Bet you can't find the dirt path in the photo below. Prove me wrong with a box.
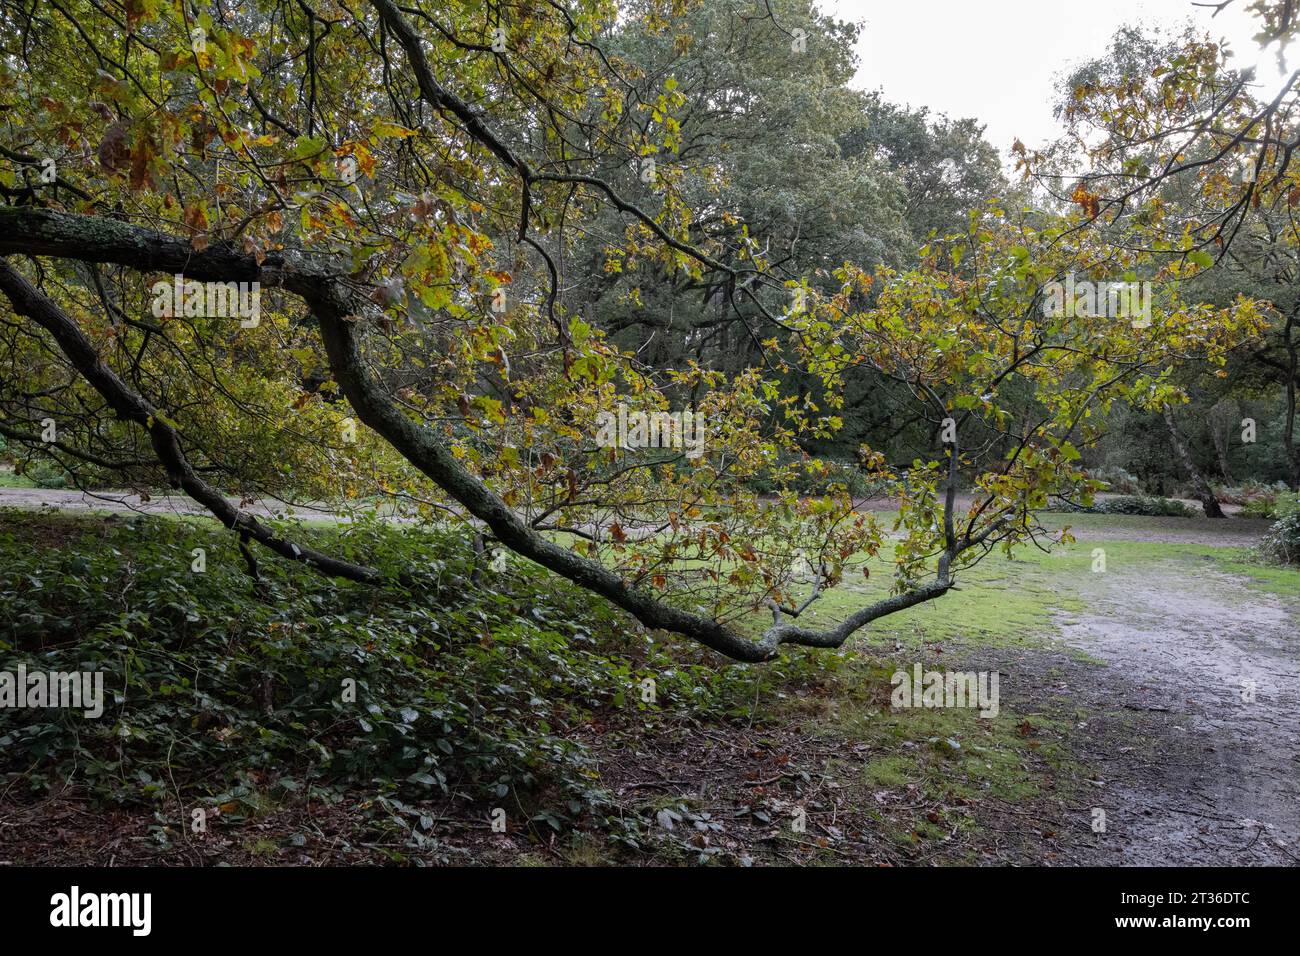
[0,485,342,520]
[1052,564,1300,865]
[1041,515,1275,547]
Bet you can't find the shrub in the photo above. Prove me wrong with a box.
[1240,497,1277,518]
[1216,479,1289,503]
[1239,489,1300,520]
[1087,465,1142,494]
[1043,494,1194,516]
[747,456,884,499]
[1095,495,1196,517]
[1260,511,1300,565]
[16,457,70,489]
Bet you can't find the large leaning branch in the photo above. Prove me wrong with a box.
[0,206,959,661]
[0,254,388,586]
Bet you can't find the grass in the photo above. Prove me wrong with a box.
[0,468,36,489]
[732,511,1299,654]
[732,512,1299,855]
[852,694,1070,793]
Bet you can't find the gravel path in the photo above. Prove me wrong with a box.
[0,485,340,520]
[1054,563,1300,864]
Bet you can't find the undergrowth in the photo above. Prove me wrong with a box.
[0,510,830,833]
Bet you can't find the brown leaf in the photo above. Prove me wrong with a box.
[183,201,208,234]
[129,135,153,190]
[1070,183,1100,219]
[98,120,131,172]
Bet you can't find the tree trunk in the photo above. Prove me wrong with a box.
[1207,398,1237,484]
[1212,428,1234,483]
[1163,407,1225,518]
[1284,313,1299,491]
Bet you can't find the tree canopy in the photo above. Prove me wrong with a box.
[0,0,1285,661]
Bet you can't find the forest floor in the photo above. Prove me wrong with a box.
[0,496,1295,866]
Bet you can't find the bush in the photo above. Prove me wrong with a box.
[1087,465,1143,494]
[1216,479,1290,502]
[1239,489,1300,520]
[16,457,70,489]
[1240,497,1276,518]
[747,456,884,499]
[1095,495,1196,517]
[1049,494,1196,517]
[1260,511,1300,565]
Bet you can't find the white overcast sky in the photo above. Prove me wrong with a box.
[819,0,1291,160]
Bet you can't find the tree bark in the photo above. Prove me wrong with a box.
[1163,406,1225,518]
[1283,312,1299,491]
[1208,400,1236,484]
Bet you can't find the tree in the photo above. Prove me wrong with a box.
[1163,404,1227,516]
[0,0,1263,662]
[1026,7,1300,493]
[840,91,1007,244]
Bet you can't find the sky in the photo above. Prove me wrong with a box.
[819,0,1291,161]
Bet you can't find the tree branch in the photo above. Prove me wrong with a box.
[0,256,389,585]
[0,205,959,662]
